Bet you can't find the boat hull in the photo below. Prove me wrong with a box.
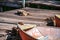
[55,16,60,27]
[18,29,36,40]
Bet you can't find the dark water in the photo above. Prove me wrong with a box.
[0,1,60,12]
[28,3,60,10]
[1,5,60,12]
[1,6,20,12]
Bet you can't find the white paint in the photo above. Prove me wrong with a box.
[22,0,25,8]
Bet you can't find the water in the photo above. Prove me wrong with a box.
[0,6,20,12]
[29,4,59,10]
[0,1,60,12]
[28,1,60,10]
[0,2,21,12]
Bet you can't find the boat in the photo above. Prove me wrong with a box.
[17,22,48,40]
[55,15,60,27]
[17,22,60,40]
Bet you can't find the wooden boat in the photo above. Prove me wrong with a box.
[17,22,47,40]
[18,24,60,40]
[55,15,60,27]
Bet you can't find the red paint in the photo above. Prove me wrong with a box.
[18,29,36,40]
[55,16,60,27]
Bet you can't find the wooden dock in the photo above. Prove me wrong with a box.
[0,7,60,40]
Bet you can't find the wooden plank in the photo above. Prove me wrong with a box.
[0,17,47,26]
[0,13,48,22]
[0,23,16,30]
[0,11,59,22]
[30,1,60,7]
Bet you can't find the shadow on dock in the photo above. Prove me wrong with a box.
[6,27,22,40]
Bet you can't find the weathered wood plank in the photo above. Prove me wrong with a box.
[0,17,47,26]
[0,23,16,30]
[0,13,48,22]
